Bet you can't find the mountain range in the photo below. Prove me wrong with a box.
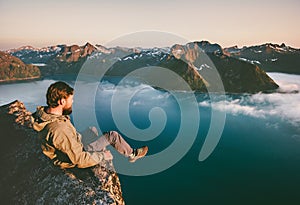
[224,43,300,74]
[2,41,299,93]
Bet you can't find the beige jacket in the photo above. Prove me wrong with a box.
[32,106,103,169]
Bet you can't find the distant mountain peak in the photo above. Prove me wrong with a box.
[83,42,97,51]
[170,41,223,56]
[225,42,300,74]
[84,42,93,47]
[193,40,212,45]
[280,43,286,47]
[7,45,37,53]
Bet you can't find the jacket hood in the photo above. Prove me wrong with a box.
[32,106,69,132]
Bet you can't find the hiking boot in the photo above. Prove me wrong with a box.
[129,146,148,163]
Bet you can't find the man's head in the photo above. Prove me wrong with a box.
[46,81,74,115]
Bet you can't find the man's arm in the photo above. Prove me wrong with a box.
[52,127,104,168]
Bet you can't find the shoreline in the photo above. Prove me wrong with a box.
[0,76,42,85]
[0,73,299,95]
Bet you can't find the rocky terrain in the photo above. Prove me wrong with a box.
[0,101,124,205]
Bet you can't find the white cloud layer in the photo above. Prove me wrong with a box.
[1,73,299,128]
[200,73,300,126]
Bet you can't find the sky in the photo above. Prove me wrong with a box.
[0,0,300,50]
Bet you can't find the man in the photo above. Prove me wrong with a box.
[32,81,148,169]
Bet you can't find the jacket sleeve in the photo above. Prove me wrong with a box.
[52,126,104,168]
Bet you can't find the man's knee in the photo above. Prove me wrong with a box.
[89,126,99,136]
[110,131,119,136]
[104,131,119,144]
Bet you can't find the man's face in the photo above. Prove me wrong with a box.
[62,94,73,115]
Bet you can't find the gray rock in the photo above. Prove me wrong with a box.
[0,100,124,205]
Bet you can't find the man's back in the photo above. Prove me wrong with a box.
[32,106,104,169]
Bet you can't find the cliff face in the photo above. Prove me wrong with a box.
[0,101,124,205]
[41,43,98,76]
[0,51,40,82]
[56,43,97,63]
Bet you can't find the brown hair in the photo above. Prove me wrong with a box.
[46,81,74,108]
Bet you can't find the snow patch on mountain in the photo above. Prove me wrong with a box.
[239,57,261,65]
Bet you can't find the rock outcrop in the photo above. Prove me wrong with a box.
[0,101,124,205]
[56,43,97,63]
[41,43,98,76]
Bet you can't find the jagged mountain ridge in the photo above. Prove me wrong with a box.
[224,43,300,74]
[2,41,288,93]
[6,41,300,75]
[6,45,63,65]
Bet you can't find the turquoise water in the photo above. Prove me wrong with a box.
[92,74,300,205]
[120,113,300,204]
[0,73,299,204]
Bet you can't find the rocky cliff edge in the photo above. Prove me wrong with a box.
[0,100,124,205]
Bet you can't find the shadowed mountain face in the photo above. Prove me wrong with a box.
[170,42,278,93]
[3,41,283,93]
[224,43,300,74]
[102,48,208,92]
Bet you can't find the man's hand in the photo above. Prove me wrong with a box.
[103,150,113,161]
